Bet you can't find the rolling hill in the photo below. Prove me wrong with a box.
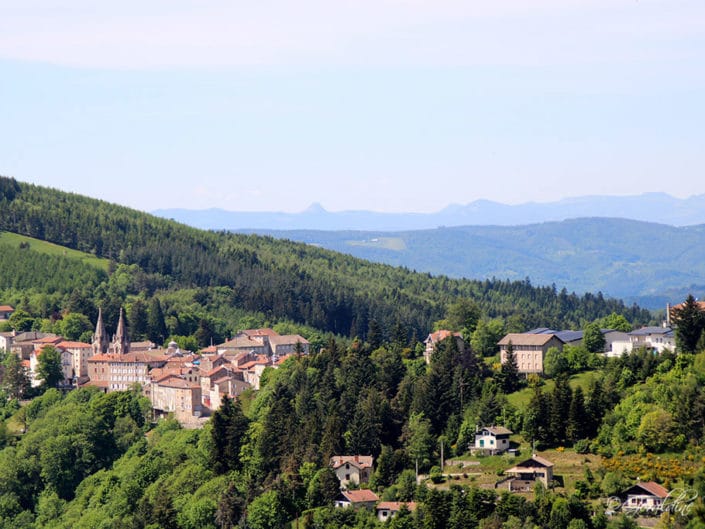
[242,218,705,309]
[0,176,650,336]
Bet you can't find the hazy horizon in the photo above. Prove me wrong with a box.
[2,1,704,213]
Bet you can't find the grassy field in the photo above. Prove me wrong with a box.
[506,370,600,409]
[0,231,110,272]
[436,446,600,495]
[346,237,407,251]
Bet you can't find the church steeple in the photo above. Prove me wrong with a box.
[92,307,109,355]
[111,307,130,355]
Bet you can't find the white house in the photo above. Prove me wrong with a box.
[330,455,374,487]
[376,502,417,522]
[620,481,669,513]
[474,426,513,455]
[609,326,675,356]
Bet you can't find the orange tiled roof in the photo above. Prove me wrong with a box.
[0,305,14,312]
[341,490,379,503]
[58,341,92,349]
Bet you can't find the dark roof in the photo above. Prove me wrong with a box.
[630,326,673,336]
[482,426,513,436]
[525,328,583,343]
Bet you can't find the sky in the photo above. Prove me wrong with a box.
[1,0,704,213]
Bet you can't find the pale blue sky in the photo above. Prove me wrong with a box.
[1,0,704,213]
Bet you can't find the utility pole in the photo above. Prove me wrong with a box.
[440,438,445,472]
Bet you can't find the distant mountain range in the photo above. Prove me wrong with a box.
[240,218,705,309]
[153,193,705,309]
[154,192,705,231]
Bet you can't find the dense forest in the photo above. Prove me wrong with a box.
[0,176,651,342]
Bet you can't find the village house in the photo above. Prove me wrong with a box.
[150,374,203,421]
[473,426,513,455]
[268,334,310,356]
[58,340,93,379]
[601,329,632,357]
[216,335,268,356]
[200,365,251,410]
[501,454,554,492]
[620,481,669,513]
[376,502,417,522]
[11,333,58,359]
[609,326,676,356]
[0,305,14,320]
[499,333,565,374]
[29,344,73,387]
[334,489,379,510]
[424,330,465,364]
[0,331,15,352]
[330,455,374,487]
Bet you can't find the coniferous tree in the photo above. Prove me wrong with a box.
[146,298,167,345]
[671,294,705,353]
[566,386,586,444]
[211,397,250,474]
[548,375,572,446]
[500,341,520,393]
[2,352,30,399]
[127,298,149,341]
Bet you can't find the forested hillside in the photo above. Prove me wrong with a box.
[0,176,651,340]
[243,220,705,309]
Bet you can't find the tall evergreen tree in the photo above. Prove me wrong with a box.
[566,386,586,444]
[671,294,705,353]
[2,352,30,399]
[146,298,167,345]
[499,341,520,393]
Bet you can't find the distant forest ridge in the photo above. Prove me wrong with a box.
[154,192,705,231]
[241,220,705,310]
[0,176,652,338]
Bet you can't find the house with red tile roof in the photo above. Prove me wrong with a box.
[620,481,669,513]
[334,489,379,509]
[376,502,417,522]
[424,330,465,364]
[0,305,14,320]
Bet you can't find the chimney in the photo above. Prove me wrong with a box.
[355,455,359,462]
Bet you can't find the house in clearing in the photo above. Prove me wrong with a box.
[498,333,564,374]
[329,455,374,487]
[620,481,669,513]
[501,454,554,492]
[473,426,513,455]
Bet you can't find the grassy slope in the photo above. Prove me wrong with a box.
[0,231,110,272]
[506,370,600,409]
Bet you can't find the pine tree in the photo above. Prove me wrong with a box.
[2,352,30,399]
[548,375,572,446]
[671,294,705,353]
[500,341,520,393]
[566,386,586,444]
[146,298,167,345]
